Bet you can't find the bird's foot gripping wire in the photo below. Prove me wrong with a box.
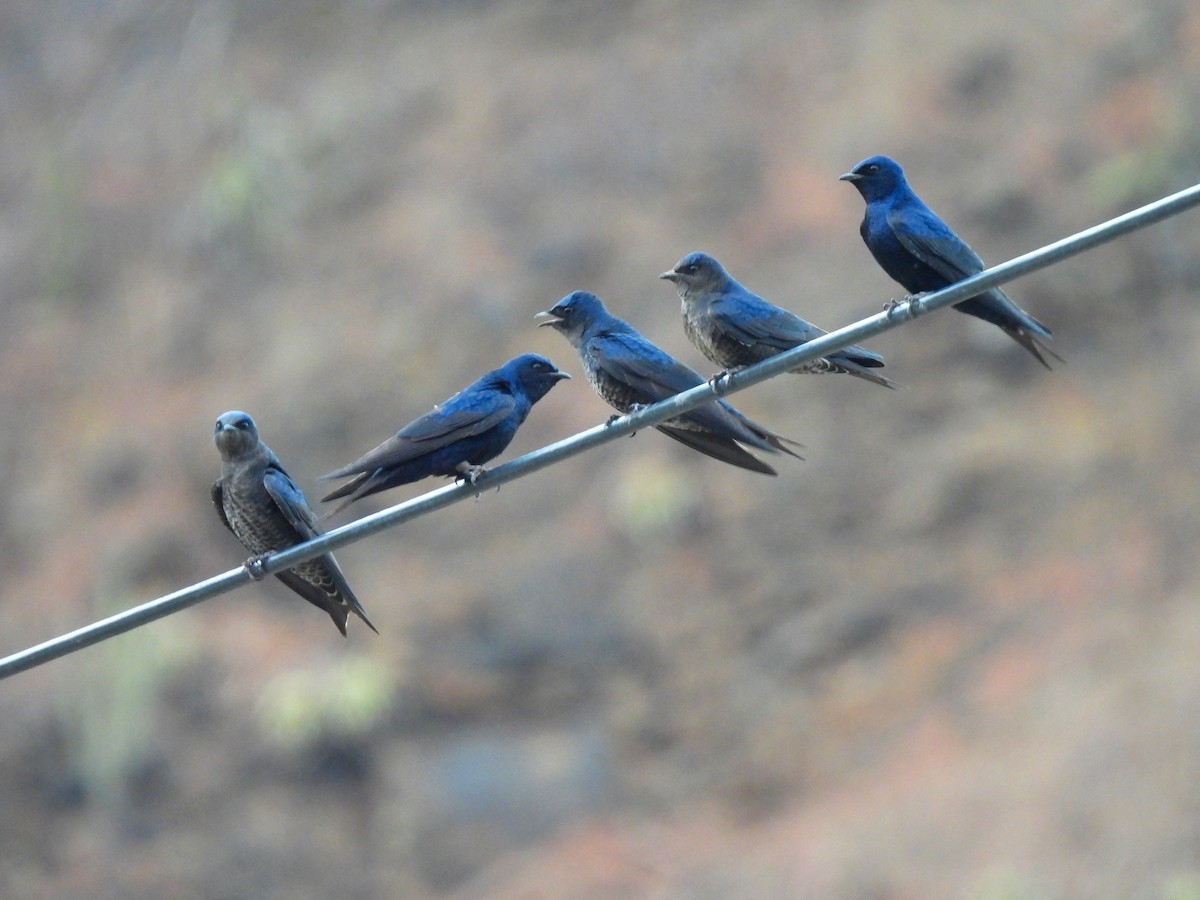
[454,462,487,485]
[607,404,647,436]
[243,554,271,581]
[454,462,493,499]
[708,366,743,392]
[885,292,929,321]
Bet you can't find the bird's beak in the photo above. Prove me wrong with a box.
[551,370,572,381]
[658,269,681,282]
[534,310,563,328]
[838,171,861,183]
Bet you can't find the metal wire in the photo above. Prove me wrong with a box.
[3,181,1199,681]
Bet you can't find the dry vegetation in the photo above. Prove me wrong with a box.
[2,1,1200,897]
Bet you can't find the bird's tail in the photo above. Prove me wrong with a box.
[1017,308,1053,342]
[319,471,370,512]
[1005,326,1064,371]
[737,415,805,460]
[347,596,379,635]
[957,289,1060,369]
[846,366,899,389]
[655,425,779,475]
[323,559,380,636]
[704,399,804,460]
[318,497,357,521]
[760,431,805,459]
[799,358,899,388]
[317,501,351,523]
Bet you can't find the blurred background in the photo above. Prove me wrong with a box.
[2,0,1200,897]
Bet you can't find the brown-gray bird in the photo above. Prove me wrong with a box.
[212,410,377,636]
[660,251,895,388]
[536,291,801,475]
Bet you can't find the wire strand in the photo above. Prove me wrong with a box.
[3,181,1199,680]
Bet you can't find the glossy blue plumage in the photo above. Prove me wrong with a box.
[320,354,569,512]
[841,155,1058,368]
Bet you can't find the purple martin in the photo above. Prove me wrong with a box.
[535,291,802,475]
[211,411,377,637]
[659,251,896,388]
[320,353,570,513]
[840,155,1059,368]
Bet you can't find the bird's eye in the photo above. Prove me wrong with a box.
[867,164,880,174]
[236,419,249,430]
[533,361,548,372]
[684,264,698,274]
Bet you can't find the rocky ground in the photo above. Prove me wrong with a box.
[2,1,1200,897]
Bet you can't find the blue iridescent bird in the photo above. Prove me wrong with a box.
[840,154,1059,368]
[212,411,377,636]
[536,291,802,475]
[320,353,570,513]
[660,251,895,388]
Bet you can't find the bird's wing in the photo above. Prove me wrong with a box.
[886,202,986,283]
[590,331,703,401]
[656,425,778,475]
[592,332,786,447]
[397,392,515,442]
[263,466,322,540]
[709,294,826,351]
[710,294,886,369]
[322,394,515,479]
[211,481,234,533]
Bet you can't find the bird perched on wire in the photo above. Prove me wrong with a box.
[659,251,895,388]
[211,411,377,637]
[536,290,802,475]
[840,154,1059,369]
[320,353,570,514]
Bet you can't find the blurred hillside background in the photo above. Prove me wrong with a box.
[2,0,1200,897]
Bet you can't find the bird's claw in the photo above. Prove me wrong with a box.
[885,292,928,321]
[455,462,487,485]
[883,297,909,320]
[708,366,743,392]
[624,403,648,436]
[607,406,644,436]
[243,554,270,581]
[453,462,492,498]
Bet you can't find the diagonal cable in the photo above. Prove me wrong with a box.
[2,181,1199,680]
